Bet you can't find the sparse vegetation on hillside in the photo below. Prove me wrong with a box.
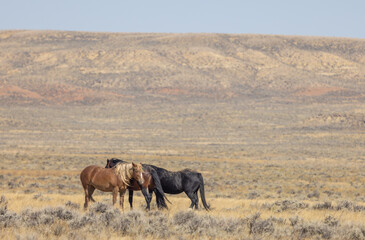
[0,30,364,105]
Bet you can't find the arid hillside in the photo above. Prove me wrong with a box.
[1,30,364,105]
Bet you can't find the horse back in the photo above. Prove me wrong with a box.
[80,165,120,191]
[149,166,184,194]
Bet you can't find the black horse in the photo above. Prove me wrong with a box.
[106,158,210,210]
[105,158,169,210]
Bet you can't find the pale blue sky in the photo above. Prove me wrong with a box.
[1,0,364,38]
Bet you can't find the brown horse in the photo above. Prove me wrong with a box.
[80,162,144,210]
[105,158,170,210]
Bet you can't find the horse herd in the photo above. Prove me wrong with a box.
[80,158,210,211]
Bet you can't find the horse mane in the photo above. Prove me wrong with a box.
[182,168,197,173]
[113,163,133,186]
[110,158,127,163]
[134,163,143,173]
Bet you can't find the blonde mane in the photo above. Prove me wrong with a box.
[114,163,133,186]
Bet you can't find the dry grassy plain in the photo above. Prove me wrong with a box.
[0,31,365,239]
[1,100,365,239]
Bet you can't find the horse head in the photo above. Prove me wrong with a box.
[132,162,145,186]
[105,158,124,168]
[105,159,110,168]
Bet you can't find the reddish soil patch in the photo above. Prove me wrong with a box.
[0,83,127,105]
[0,84,43,100]
[35,84,104,104]
[294,86,343,97]
[0,169,79,177]
[147,87,236,99]
[148,87,189,96]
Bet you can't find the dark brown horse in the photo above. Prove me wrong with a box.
[105,158,170,210]
[80,162,144,210]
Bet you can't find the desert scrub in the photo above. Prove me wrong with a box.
[312,200,365,212]
[290,215,365,240]
[173,210,246,238]
[247,212,275,235]
[261,199,309,212]
[0,195,18,228]
[1,196,365,239]
[336,200,365,212]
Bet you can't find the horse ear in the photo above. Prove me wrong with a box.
[132,162,137,167]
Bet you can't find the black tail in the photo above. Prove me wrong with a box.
[150,169,171,209]
[198,173,210,211]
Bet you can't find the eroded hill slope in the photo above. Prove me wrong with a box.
[0,30,364,104]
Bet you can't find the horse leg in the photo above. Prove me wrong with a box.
[186,191,197,209]
[128,189,134,210]
[83,186,89,209]
[154,189,163,209]
[120,190,125,211]
[148,188,154,202]
[88,185,96,202]
[112,186,118,206]
[193,191,199,209]
[147,188,154,210]
[141,188,150,211]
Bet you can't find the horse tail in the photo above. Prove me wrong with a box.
[150,169,171,208]
[198,173,210,211]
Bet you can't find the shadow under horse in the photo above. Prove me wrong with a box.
[106,158,210,210]
[105,158,170,210]
[80,162,144,210]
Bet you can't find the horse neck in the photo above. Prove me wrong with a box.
[115,163,133,186]
[125,163,133,180]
